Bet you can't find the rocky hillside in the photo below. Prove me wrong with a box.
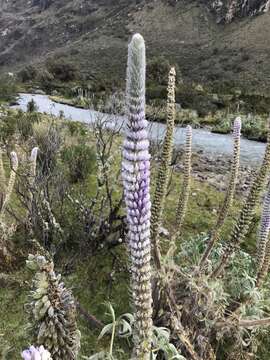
[0,0,270,94]
[210,0,270,23]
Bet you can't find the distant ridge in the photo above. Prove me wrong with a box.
[0,0,270,93]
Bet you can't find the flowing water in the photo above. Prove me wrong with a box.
[14,93,266,166]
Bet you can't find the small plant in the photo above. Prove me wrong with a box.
[27,99,38,113]
[152,327,186,360]
[26,254,81,359]
[91,303,134,359]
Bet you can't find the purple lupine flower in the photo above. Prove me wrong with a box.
[122,33,152,359]
[21,345,52,360]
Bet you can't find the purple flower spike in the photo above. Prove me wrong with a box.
[21,345,52,360]
[122,33,152,359]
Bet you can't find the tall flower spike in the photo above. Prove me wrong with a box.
[0,151,18,218]
[0,148,6,197]
[256,235,270,288]
[200,117,241,268]
[175,125,192,237]
[151,67,176,269]
[30,147,39,180]
[122,33,152,359]
[212,118,270,278]
[28,147,39,212]
[256,182,270,287]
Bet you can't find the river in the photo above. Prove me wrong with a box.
[14,93,266,166]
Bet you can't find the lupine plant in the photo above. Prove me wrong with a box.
[151,67,176,269]
[200,117,241,268]
[0,150,18,219]
[175,125,192,238]
[26,254,81,359]
[122,33,153,360]
[122,34,270,360]
[0,150,18,263]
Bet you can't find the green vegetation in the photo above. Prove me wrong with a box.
[0,75,18,104]
[0,111,262,358]
[1,27,270,359]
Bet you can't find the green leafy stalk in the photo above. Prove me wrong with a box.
[256,181,270,287]
[0,151,18,219]
[212,118,270,278]
[175,125,192,237]
[151,67,176,269]
[0,148,6,197]
[199,117,241,268]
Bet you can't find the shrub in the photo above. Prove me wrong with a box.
[18,65,37,82]
[33,120,62,175]
[0,110,40,142]
[27,99,38,113]
[0,75,18,103]
[147,56,181,86]
[66,121,88,137]
[61,143,96,183]
[46,58,78,82]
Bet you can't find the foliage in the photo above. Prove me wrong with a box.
[46,58,78,82]
[27,99,38,113]
[147,56,182,86]
[61,143,96,183]
[18,65,38,83]
[212,113,268,141]
[0,75,18,103]
[0,109,40,143]
[26,254,81,359]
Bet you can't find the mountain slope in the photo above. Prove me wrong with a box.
[0,0,270,94]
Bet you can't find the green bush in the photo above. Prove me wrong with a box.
[46,58,78,82]
[66,121,88,137]
[61,143,96,183]
[0,110,40,142]
[147,56,181,86]
[0,75,18,103]
[18,65,37,83]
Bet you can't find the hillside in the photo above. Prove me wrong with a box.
[0,0,270,94]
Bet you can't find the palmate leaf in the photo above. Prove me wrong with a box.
[118,313,134,338]
[153,326,170,342]
[98,323,114,340]
[83,351,115,360]
[152,326,186,360]
[104,301,116,322]
[118,318,133,338]
[119,313,134,324]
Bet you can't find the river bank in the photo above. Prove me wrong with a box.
[48,94,269,142]
[13,93,267,167]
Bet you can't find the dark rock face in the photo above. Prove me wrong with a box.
[210,0,270,22]
[32,0,53,10]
